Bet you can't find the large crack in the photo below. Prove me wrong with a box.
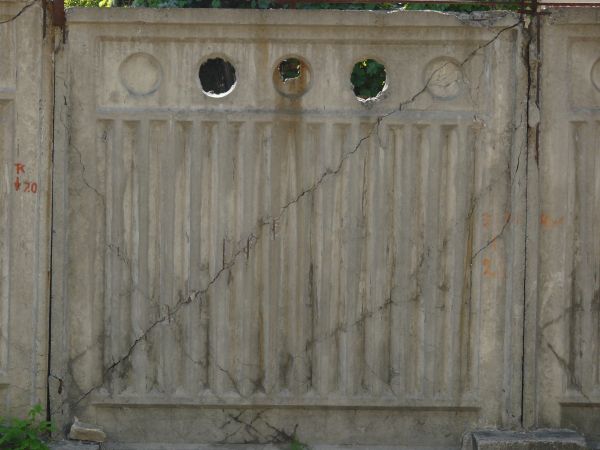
[217,409,303,446]
[72,143,106,208]
[546,342,592,403]
[0,0,38,25]
[521,12,539,427]
[470,213,512,263]
[55,17,524,426]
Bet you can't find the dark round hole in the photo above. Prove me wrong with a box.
[278,58,302,82]
[199,57,236,97]
[350,59,387,101]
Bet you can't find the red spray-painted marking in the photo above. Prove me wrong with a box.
[13,163,37,194]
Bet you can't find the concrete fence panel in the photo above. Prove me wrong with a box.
[0,0,53,418]
[49,9,528,448]
[530,8,600,444]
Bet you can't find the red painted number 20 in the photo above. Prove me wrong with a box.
[24,182,37,193]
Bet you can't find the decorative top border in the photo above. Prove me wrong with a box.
[543,6,600,24]
[65,7,520,27]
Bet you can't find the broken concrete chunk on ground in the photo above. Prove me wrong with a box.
[68,417,107,443]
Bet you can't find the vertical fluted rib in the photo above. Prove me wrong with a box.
[322,120,343,396]
[363,121,389,396]
[173,121,191,395]
[197,120,214,393]
[405,124,429,398]
[235,120,260,396]
[91,120,109,389]
[289,122,305,396]
[128,120,145,395]
[147,120,166,394]
[447,124,472,398]
[0,101,9,377]
[211,119,233,395]
[343,119,363,396]
[569,122,585,392]
[270,122,287,394]
[227,121,243,396]
[105,119,119,394]
[390,125,406,398]
[435,126,459,398]
[458,125,481,396]
[257,122,275,395]
[594,121,600,390]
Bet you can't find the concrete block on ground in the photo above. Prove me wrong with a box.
[68,417,107,443]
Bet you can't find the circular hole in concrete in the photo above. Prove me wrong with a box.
[278,58,302,81]
[199,57,237,98]
[273,56,311,98]
[350,59,387,101]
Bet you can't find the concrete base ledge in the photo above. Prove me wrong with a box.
[472,430,588,449]
[100,445,458,450]
[47,442,461,450]
[49,441,100,450]
[48,431,591,450]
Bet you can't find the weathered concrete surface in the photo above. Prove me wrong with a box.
[472,430,587,449]
[526,6,600,443]
[0,2,593,448]
[0,0,53,418]
[50,7,528,448]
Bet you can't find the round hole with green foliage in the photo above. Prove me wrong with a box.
[279,58,302,82]
[273,57,312,98]
[351,59,386,101]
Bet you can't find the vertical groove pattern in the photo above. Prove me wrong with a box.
[569,120,600,395]
[0,101,13,379]
[594,121,600,391]
[459,124,480,397]
[570,121,585,393]
[98,116,482,405]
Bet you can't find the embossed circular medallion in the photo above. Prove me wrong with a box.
[424,57,463,99]
[591,58,600,92]
[119,53,162,96]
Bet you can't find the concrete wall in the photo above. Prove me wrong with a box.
[0,3,597,449]
[49,8,528,448]
[528,7,600,445]
[0,0,53,418]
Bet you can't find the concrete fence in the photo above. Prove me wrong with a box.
[0,0,53,419]
[0,2,599,448]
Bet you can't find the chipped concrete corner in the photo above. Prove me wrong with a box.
[0,1,599,448]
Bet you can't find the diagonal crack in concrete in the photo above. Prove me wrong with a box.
[0,0,38,25]
[55,16,523,416]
